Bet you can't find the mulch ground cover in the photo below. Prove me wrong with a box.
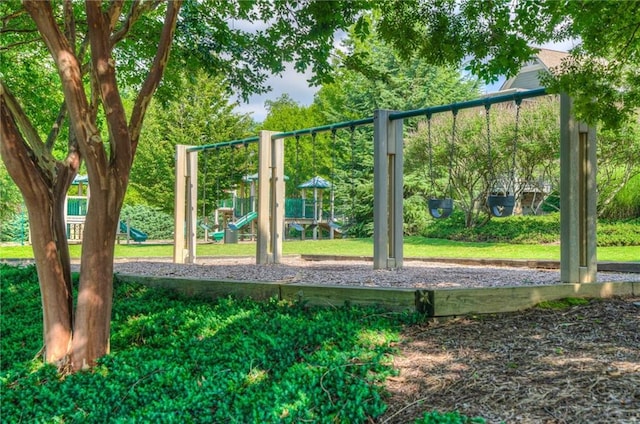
[380,297,640,423]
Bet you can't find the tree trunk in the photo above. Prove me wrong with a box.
[0,100,74,364]
[71,175,125,369]
[27,195,74,364]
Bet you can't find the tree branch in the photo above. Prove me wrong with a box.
[110,0,161,47]
[86,0,131,174]
[106,0,125,33]
[0,92,54,197]
[0,37,41,51]
[0,80,55,171]
[22,0,97,160]
[129,1,182,156]
[45,102,68,151]
[63,0,76,52]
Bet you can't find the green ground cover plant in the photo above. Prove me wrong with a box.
[1,264,414,423]
[414,410,487,424]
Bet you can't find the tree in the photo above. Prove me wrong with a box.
[375,0,640,129]
[0,165,21,223]
[261,95,327,195]
[0,0,371,371]
[129,70,254,214]
[313,25,481,235]
[596,114,640,216]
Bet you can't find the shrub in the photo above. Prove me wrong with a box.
[420,212,640,246]
[0,212,30,244]
[120,204,174,240]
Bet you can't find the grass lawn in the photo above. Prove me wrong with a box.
[1,237,638,262]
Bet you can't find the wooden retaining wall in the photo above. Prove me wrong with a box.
[115,273,638,317]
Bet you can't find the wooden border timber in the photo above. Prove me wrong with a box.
[115,274,281,301]
[116,274,640,317]
[280,284,416,311]
[423,281,636,317]
[114,273,637,317]
[300,255,640,273]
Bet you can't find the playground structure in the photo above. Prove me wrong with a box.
[175,88,598,285]
[204,174,341,243]
[64,174,148,243]
[65,175,89,241]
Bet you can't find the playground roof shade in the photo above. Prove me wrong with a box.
[72,174,89,184]
[297,176,332,189]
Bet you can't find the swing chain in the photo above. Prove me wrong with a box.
[330,129,337,190]
[449,110,458,199]
[509,99,522,195]
[484,103,495,190]
[349,125,356,224]
[426,113,435,196]
[311,131,317,177]
[295,134,300,187]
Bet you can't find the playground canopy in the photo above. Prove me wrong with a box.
[297,176,332,189]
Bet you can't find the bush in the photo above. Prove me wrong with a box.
[420,212,640,246]
[598,218,640,246]
[120,204,174,240]
[600,174,640,220]
[0,212,30,243]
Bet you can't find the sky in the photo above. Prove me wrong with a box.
[236,40,577,123]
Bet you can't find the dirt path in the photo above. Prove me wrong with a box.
[380,297,640,423]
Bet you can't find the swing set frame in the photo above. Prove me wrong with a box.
[175,89,597,284]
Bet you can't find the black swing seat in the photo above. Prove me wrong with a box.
[487,194,515,217]
[428,198,453,219]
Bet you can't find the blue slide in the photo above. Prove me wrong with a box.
[119,221,148,242]
[228,211,258,231]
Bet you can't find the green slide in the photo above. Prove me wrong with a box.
[119,221,148,242]
[228,211,258,231]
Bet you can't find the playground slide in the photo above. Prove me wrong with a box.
[212,230,225,242]
[327,221,343,233]
[119,221,148,242]
[228,211,258,231]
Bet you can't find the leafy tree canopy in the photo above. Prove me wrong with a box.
[128,70,254,213]
[374,0,640,129]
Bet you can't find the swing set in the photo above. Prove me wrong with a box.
[175,88,597,285]
[425,99,523,220]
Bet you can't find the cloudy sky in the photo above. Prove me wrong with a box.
[236,40,577,123]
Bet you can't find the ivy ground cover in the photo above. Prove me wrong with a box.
[1,264,410,423]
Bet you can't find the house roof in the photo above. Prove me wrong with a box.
[500,48,570,91]
[535,48,570,72]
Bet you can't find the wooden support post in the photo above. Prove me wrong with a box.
[560,94,597,283]
[271,136,285,263]
[257,131,274,264]
[186,150,198,264]
[173,145,188,263]
[373,110,404,269]
[256,131,283,264]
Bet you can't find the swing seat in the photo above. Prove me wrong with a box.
[291,223,304,232]
[428,198,453,219]
[487,195,515,217]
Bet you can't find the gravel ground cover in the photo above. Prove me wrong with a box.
[106,256,640,288]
